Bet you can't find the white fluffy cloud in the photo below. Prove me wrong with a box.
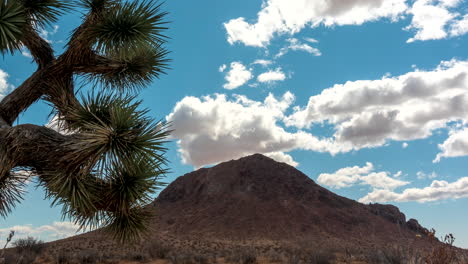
[264,152,299,167]
[359,177,468,203]
[169,60,468,167]
[224,0,466,47]
[0,222,80,242]
[434,127,468,162]
[450,14,468,36]
[39,25,59,43]
[317,162,410,190]
[223,62,253,90]
[275,38,321,58]
[224,0,408,47]
[405,0,464,42]
[417,171,438,179]
[0,69,12,99]
[257,68,287,83]
[219,64,227,72]
[166,92,346,168]
[285,60,468,155]
[252,59,273,66]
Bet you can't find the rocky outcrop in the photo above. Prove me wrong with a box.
[407,218,429,234]
[368,203,406,225]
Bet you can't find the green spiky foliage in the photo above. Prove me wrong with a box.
[0,0,26,55]
[21,0,73,27]
[0,0,170,243]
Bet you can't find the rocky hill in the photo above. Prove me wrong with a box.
[151,153,429,244]
[42,154,464,263]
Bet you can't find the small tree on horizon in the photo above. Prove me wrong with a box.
[0,0,170,242]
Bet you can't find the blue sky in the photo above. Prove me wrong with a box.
[1,0,468,247]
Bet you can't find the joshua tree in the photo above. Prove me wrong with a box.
[0,0,170,242]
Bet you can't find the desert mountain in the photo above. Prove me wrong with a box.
[151,154,429,244]
[45,154,455,262]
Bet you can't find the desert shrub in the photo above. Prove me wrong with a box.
[267,252,283,263]
[381,247,405,264]
[424,231,459,264]
[122,250,150,262]
[225,248,257,264]
[147,240,171,259]
[75,250,100,264]
[168,254,193,264]
[11,237,45,263]
[302,249,336,264]
[54,251,73,264]
[286,249,302,264]
[192,255,209,264]
[242,254,257,264]
[12,237,44,255]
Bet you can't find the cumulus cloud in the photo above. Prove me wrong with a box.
[450,14,468,36]
[224,0,466,47]
[285,60,468,152]
[223,62,253,90]
[0,69,12,99]
[359,177,468,203]
[168,60,468,167]
[257,68,287,83]
[317,163,410,190]
[406,0,466,42]
[219,64,227,72]
[166,92,346,168]
[434,127,468,162]
[252,59,273,66]
[39,25,59,43]
[275,38,321,58]
[417,171,438,179]
[304,37,319,43]
[224,0,408,47]
[0,222,81,242]
[21,47,33,58]
[264,152,299,167]
[45,115,74,135]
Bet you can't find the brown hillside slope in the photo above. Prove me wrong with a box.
[151,153,429,245]
[44,154,465,262]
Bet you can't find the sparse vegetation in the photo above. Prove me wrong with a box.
[146,239,171,259]
[11,236,44,264]
[13,236,45,254]
[424,230,460,264]
[0,231,14,264]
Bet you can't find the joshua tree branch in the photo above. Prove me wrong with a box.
[73,54,125,74]
[21,24,55,68]
[0,70,48,126]
[0,123,124,213]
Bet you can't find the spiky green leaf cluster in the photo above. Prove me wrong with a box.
[105,206,152,242]
[21,0,73,28]
[79,0,119,13]
[0,0,26,55]
[0,0,72,54]
[46,93,170,242]
[65,93,170,169]
[0,169,28,218]
[89,0,168,55]
[96,45,170,92]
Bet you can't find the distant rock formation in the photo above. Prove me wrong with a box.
[151,154,433,247]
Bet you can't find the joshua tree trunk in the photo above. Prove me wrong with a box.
[0,0,170,242]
